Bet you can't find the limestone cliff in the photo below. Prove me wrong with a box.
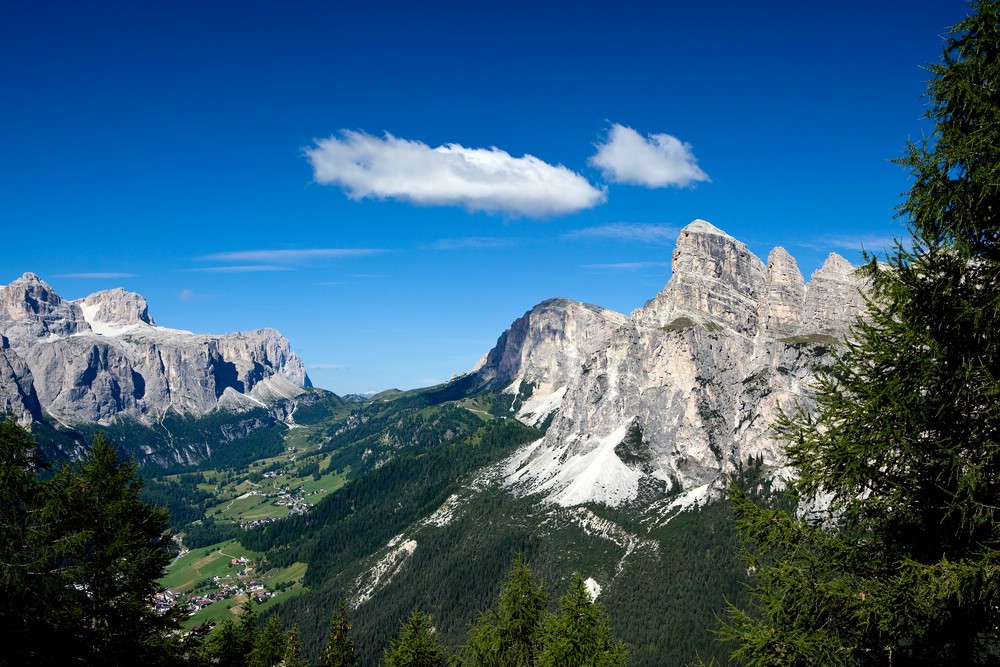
[471,298,627,425]
[0,273,310,426]
[499,220,865,507]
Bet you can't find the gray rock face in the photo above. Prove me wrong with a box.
[0,334,43,425]
[78,288,154,327]
[498,220,866,507]
[0,273,310,426]
[0,273,89,350]
[471,298,626,422]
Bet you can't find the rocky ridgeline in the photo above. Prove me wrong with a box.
[479,220,865,507]
[0,273,310,426]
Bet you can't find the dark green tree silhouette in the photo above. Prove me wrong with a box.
[1,423,185,664]
[283,625,308,667]
[535,574,626,667]
[382,609,449,667]
[204,597,259,666]
[248,613,287,667]
[319,599,359,667]
[724,1,1000,664]
[460,554,548,667]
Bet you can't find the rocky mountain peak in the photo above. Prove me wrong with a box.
[635,219,767,334]
[496,221,867,508]
[473,297,626,395]
[758,247,807,337]
[0,273,89,348]
[816,252,855,278]
[797,252,863,336]
[76,288,155,329]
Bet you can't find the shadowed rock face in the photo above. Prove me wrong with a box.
[485,220,866,507]
[0,273,310,426]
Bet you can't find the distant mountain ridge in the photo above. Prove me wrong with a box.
[0,273,310,428]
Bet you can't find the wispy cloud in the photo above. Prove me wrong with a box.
[590,123,710,188]
[429,237,519,250]
[56,272,137,279]
[808,235,900,253]
[178,289,214,302]
[305,130,606,217]
[582,261,672,271]
[308,363,349,370]
[187,265,292,273]
[199,248,384,263]
[567,222,681,244]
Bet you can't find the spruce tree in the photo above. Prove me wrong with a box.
[1,424,187,664]
[319,599,359,667]
[535,574,626,667]
[0,419,49,665]
[248,614,287,667]
[724,1,1000,664]
[460,554,548,667]
[382,609,449,667]
[283,625,308,667]
[39,434,181,664]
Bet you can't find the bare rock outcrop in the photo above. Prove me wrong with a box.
[471,298,626,424]
[0,334,43,425]
[0,273,89,350]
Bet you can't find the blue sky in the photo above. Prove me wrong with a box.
[1,0,967,394]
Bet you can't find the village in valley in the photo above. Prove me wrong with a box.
[154,425,348,627]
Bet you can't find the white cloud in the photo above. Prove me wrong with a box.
[589,124,710,188]
[200,248,383,263]
[178,289,214,302]
[305,130,606,217]
[567,222,681,244]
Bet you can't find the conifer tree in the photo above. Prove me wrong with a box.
[283,625,308,667]
[382,609,449,667]
[39,434,181,664]
[0,419,51,665]
[2,424,186,664]
[206,596,260,666]
[535,574,626,667]
[249,614,287,667]
[319,599,359,667]
[460,554,548,667]
[724,1,1000,664]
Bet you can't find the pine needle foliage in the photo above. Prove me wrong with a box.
[382,609,450,667]
[460,554,548,667]
[320,599,360,667]
[723,1,1000,664]
[535,574,627,667]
